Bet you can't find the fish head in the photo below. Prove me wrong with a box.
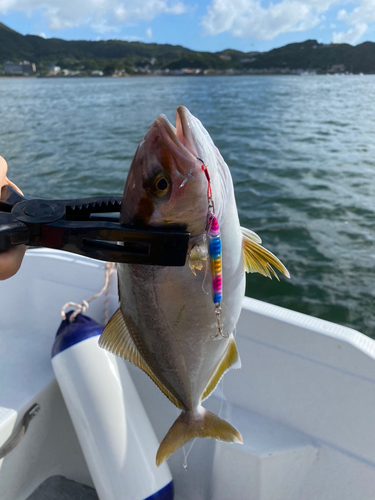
[121,107,234,234]
[121,112,209,235]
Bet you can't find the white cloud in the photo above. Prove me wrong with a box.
[91,20,120,34]
[39,31,46,38]
[202,0,338,40]
[333,0,375,44]
[146,27,153,38]
[332,22,367,43]
[0,0,187,32]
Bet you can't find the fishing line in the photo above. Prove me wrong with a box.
[201,233,210,295]
[182,439,196,470]
[219,300,229,313]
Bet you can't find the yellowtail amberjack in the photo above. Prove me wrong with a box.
[99,106,289,465]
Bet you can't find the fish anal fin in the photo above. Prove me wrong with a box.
[241,228,290,279]
[99,308,184,410]
[156,408,242,466]
[201,338,241,402]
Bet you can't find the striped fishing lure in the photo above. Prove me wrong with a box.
[207,212,222,304]
[200,160,227,338]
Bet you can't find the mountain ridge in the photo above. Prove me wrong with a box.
[1,23,374,74]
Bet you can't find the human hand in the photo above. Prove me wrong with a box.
[0,156,27,280]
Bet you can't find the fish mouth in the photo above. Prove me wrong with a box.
[175,106,198,157]
[156,114,183,151]
[156,108,198,160]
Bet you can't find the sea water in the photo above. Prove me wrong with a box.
[0,75,374,337]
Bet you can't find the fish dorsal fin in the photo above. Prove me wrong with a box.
[241,227,290,280]
[201,337,241,402]
[99,308,184,410]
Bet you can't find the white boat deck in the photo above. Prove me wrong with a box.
[1,248,375,500]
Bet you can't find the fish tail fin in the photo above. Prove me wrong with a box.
[156,408,242,466]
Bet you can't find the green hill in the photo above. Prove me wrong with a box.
[1,22,375,74]
[246,39,375,74]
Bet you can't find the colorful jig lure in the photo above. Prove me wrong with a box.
[200,160,227,338]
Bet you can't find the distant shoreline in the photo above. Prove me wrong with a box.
[2,24,375,76]
[0,72,370,79]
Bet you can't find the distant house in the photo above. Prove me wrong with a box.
[48,65,61,75]
[3,61,22,74]
[91,70,103,76]
[3,61,36,75]
[22,61,36,74]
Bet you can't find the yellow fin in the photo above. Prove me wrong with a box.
[188,244,208,276]
[99,308,184,410]
[241,228,290,280]
[201,338,241,402]
[240,226,262,244]
[156,408,243,466]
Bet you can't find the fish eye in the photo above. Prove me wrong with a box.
[152,173,171,198]
[157,178,168,191]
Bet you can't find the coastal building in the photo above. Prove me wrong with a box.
[3,61,36,75]
[48,65,61,75]
[3,61,22,74]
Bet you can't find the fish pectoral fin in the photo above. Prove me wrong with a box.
[188,244,208,276]
[99,308,184,410]
[156,407,242,466]
[201,337,241,402]
[241,228,290,280]
[240,226,262,244]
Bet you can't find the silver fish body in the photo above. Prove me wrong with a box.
[116,197,244,411]
[99,106,289,465]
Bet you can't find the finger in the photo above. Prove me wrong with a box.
[0,156,23,195]
[0,246,27,280]
[5,176,24,195]
[0,156,8,186]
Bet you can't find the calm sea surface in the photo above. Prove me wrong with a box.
[0,76,374,337]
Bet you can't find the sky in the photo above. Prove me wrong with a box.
[0,0,375,53]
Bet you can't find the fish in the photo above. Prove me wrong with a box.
[99,106,289,466]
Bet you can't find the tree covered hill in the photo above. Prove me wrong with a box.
[1,22,375,74]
